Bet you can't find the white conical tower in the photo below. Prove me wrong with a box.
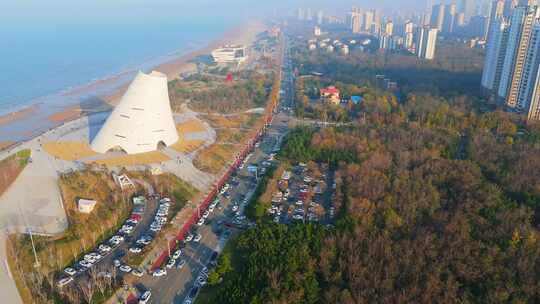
[91,71,179,154]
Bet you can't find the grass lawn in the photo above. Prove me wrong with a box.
[43,141,96,161]
[193,144,235,174]
[92,151,170,167]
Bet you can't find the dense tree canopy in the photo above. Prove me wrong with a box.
[197,37,540,304]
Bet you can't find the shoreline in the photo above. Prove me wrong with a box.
[0,21,266,147]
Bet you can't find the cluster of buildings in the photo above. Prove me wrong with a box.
[211,45,248,64]
[319,86,363,106]
[307,37,356,55]
[481,1,540,121]
[375,75,399,93]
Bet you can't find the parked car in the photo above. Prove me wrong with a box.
[176,259,186,269]
[166,258,176,269]
[193,234,202,242]
[129,247,142,254]
[64,267,77,276]
[139,291,152,304]
[185,234,194,242]
[57,277,73,288]
[119,265,132,273]
[172,249,182,260]
[132,269,144,277]
[152,268,167,277]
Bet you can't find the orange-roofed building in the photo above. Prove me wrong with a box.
[320,86,341,104]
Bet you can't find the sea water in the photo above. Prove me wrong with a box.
[0,0,250,116]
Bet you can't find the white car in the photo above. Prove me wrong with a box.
[197,218,205,226]
[193,234,202,242]
[166,258,176,269]
[98,244,111,253]
[139,291,152,304]
[202,211,210,218]
[119,265,132,273]
[80,260,92,268]
[185,234,194,242]
[208,205,215,212]
[132,269,144,277]
[129,247,142,254]
[172,250,182,260]
[64,267,77,276]
[152,269,167,277]
[113,259,122,267]
[57,277,73,288]
[232,205,239,212]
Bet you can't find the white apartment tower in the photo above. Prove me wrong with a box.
[482,4,540,121]
[481,18,510,92]
[415,26,439,60]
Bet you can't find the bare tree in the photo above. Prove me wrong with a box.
[79,280,95,304]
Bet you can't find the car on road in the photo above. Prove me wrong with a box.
[98,244,111,253]
[132,269,144,277]
[64,267,77,276]
[152,268,167,277]
[188,286,199,300]
[57,277,73,288]
[166,258,176,269]
[176,259,186,269]
[119,265,132,273]
[193,234,202,242]
[80,260,92,268]
[139,291,151,304]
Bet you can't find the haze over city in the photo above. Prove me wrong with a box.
[2,0,540,303]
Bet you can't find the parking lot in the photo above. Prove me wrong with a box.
[55,190,191,291]
[267,162,336,226]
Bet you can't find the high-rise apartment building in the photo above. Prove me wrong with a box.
[347,7,363,33]
[482,4,540,121]
[404,20,415,49]
[364,10,374,32]
[297,8,305,21]
[469,15,490,38]
[443,4,457,33]
[317,10,324,25]
[482,19,510,93]
[459,0,477,22]
[498,5,539,105]
[415,26,439,59]
[431,4,446,30]
[384,21,394,36]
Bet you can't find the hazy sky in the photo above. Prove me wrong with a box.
[0,0,426,25]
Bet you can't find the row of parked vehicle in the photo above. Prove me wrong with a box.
[57,213,143,288]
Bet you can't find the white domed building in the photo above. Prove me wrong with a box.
[91,71,179,154]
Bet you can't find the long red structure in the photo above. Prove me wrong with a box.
[150,42,284,271]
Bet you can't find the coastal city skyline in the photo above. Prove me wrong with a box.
[2,1,540,304]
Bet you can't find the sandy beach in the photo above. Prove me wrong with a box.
[0,20,266,148]
[0,104,39,126]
